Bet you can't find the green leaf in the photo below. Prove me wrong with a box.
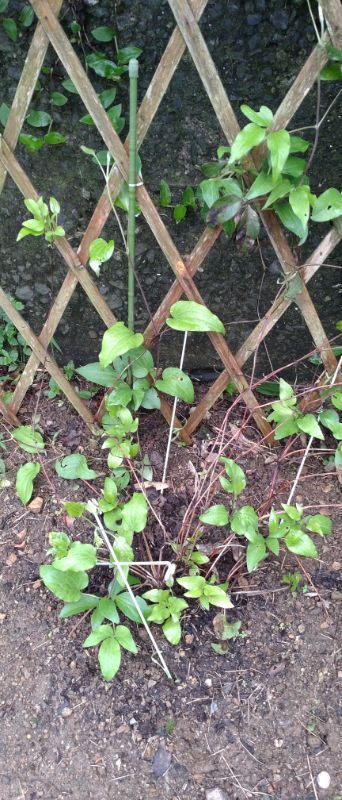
[19,5,35,26]
[245,171,274,201]
[96,597,120,625]
[99,322,144,368]
[53,542,97,572]
[62,79,78,94]
[26,110,52,128]
[207,195,242,226]
[40,565,88,602]
[332,391,342,411]
[55,453,98,480]
[83,624,113,647]
[282,156,306,177]
[140,387,160,410]
[103,477,118,506]
[289,135,309,153]
[246,535,267,572]
[98,637,121,681]
[122,492,147,533]
[220,457,246,497]
[43,131,66,145]
[16,461,40,504]
[305,514,332,536]
[166,301,225,333]
[76,362,118,387]
[155,367,194,403]
[263,179,291,209]
[19,133,44,152]
[3,18,17,41]
[117,46,142,65]
[297,414,324,440]
[114,592,149,622]
[267,129,291,182]
[265,536,280,555]
[311,188,342,222]
[91,26,116,42]
[241,104,273,127]
[325,45,342,61]
[0,102,10,127]
[320,408,339,433]
[89,238,114,274]
[320,63,342,81]
[198,179,220,208]
[99,88,117,109]
[173,204,187,223]
[115,624,138,653]
[59,594,99,618]
[183,185,196,208]
[199,504,229,526]
[177,575,206,598]
[50,91,68,107]
[285,531,317,558]
[289,185,311,228]
[12,426,45,454]
[229,123,266,163]
[163,618,182,645]
[130,347,154,378]
[0,0,9,12]
[231,506,259,539]
[275,202,307,241]
[63,501,85,519]
[160,179,172,207]
[279,379,294,401]
[204,585,234,608]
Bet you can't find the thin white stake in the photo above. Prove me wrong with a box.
[161,331,188,491]
[90,504,172,680]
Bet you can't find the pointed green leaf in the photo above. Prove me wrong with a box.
[199,504,229,526]
[83,624,113,647]
[99,322,144,368]
[60,594,99,618]
[155,367,194,403]
[53,542,97,572]
[163,618,182,645]
[231,506,259,539]
[246,171,274,201]
[40,565,88,602]
[267,129,291,182]
[240,104,273,127]
[311,188,342,222]
[166,301,224,333]
[246,535,267,572]
[98,637,121,680]
[229,123,266,163]
[285,531,317,558]
[297,414,324,440]
[114,624,138,653]
[16,461,40,504]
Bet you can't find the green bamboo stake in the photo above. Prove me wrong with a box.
[127,58,139,331]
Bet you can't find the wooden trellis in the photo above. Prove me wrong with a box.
[0,0,341,441]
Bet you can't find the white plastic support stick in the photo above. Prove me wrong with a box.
[161,331,188,491]
[91,504,172,680]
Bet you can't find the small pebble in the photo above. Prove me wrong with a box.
[206,789,228,800]
[317,771,331,789]
[204,678,212,688]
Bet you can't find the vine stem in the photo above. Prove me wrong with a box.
[90,504,172,680]
[161,331,188,491]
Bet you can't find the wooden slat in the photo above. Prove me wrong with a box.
[183,226,341,436]
[28,0,272,438]
[0,287,94,425]
[168,0,337,377]
[319,0,342,46]
[0,0,63,195]
[78,0,208,263]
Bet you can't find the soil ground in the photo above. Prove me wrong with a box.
[0,387,341,800]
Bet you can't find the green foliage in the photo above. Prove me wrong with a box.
[12,425,45,454]
[199,459,332,573]
[88,238,115,276]
[0,299,31,374]
[55,454,98,481]
[166,301,225,333]
[143,589,188,644]
[17,196,65,244]
[177,575,233,610]
[196,102,341,248]
[159,180,197,223]
[16,461,40,504]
